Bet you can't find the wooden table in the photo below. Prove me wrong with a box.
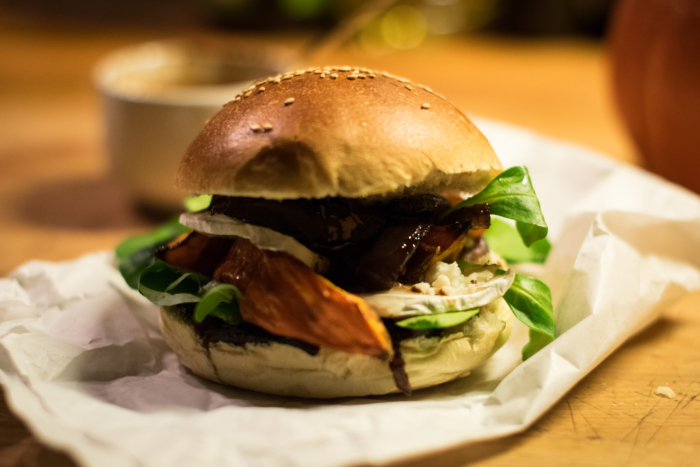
[1,16,699,467]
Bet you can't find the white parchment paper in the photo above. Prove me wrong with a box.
[2,119,700,467]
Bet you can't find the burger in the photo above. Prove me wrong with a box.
[118,66,554,398]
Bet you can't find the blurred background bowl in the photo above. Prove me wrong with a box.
[94,37,296,212]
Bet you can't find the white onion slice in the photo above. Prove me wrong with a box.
[361,269,515,318]
[179,212,326,271]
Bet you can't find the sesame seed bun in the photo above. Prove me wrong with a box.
[176,68,502,199]
[159,298,512,398]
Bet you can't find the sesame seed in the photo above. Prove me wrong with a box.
[244,91,252,97]
[422,103,430,109]
[320,73,326,78]
[398,78,409,83]
[405,85,413,91]
[233,97,240,102]
[258,86,266,92]
[295,71,304,76]
[250,124,261,132]
[381,72,393,78]
[358,74,366,79]
[422,86,433,93]
[314,69,323,74]
[368,74,375,79]
[330,67,338,71]
[255,80,265,86]
[272,78,281,84]
[285,98,295,105]
[263,123,273,131]
[330,73,338,79]
[339,66,351,72]
[360,68,370,73]
[306,68,315,72]
[347,75,357,80]
[283,75,293,80]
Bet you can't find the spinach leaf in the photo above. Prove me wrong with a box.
[396,308,479,330]
[502,274,556,359]
[116,218,190,289]
[138,261,212,306]
[194,284,243,325]
[484,218,551,264]
[448,166,547,247]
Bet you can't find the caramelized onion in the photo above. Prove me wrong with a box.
[209,196,385,249]
[330,222,431,293]
[400,224,470,284]
[439,203,491,229]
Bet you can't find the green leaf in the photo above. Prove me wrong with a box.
[448,166,548,247]
[522,329,554,361]
[484,218,551,264]
[194,284,243,324]
[115,217,188,259]
[115,218,190,289]
[456,260,507,276]
[118,247,159,291]
[396,308,479,330]
[184,195,213,212]
[503,274,555,342]
[138,261,212,306]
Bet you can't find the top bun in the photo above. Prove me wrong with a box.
[176,67,502,200]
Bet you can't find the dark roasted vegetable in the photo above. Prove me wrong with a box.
[157,231,234,276]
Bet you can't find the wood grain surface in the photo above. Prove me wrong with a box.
[1,15,699,467]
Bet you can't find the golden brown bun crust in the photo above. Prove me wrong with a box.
[176,68,502,199]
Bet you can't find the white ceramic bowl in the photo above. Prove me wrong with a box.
[94,38,295,211]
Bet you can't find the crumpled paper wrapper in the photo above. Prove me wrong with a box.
[2,119,700,467]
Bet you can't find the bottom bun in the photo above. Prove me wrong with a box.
[159,299,512,398]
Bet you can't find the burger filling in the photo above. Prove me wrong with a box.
[118,165,556,396]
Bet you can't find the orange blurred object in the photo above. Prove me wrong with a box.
[609,0,700,193]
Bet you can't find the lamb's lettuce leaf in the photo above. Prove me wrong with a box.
[502,274,555,360]
[116,214,242,325]
[194,284,243,325]
[522,329,554,361]
[484,218,551,264]
[396,308,480,330]
[456,259,555,358]
[138,261,211,306]
[116,218,189,289]
[138,261,243,325]
[116,193,211,290]
[184,194,213,212]
[448,166,547,247]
